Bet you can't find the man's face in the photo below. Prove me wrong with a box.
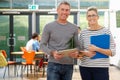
[57,4,70,21]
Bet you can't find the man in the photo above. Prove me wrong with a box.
[40,1,79,80]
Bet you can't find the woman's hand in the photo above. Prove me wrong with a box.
[88,45,98,52]
[80,50,96,58]
[77,52,85,59]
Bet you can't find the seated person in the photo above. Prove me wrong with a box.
[26,32,40,51]
[26,33,43,68]
[32,35,41,52]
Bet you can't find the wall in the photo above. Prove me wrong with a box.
[110,28,120,66]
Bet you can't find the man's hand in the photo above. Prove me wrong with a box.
[69,51,79,58]
[51,50,63,60]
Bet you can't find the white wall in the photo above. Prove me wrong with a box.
[109,0,120,10]
[109,0,120,67]
[110,28,120,66]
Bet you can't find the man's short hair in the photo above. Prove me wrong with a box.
[57,1,70,8]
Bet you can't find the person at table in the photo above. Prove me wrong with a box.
[40,1,79,80]
[26,33,43,68]
[26,32,40,52]
[32,34,41,52]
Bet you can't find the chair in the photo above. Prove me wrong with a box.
[36,54,48,76]
[35,54,48,77]
[42,61,48,76]
[21,50,36,77]
[1,50,17,78]
[34,53,48,76]
[34,54,44,73]
[20,47,27,59]
[42,54,48,76]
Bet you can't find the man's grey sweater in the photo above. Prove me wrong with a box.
[40,21,78,64]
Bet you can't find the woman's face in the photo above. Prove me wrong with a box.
[86,10,99,26]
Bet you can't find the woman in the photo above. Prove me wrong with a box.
[78,6,116,80]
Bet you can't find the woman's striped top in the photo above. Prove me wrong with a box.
[78,27,116,67]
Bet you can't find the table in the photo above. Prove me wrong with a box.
[11,51,45,62]
[11,51,45,63]
[11,51,44,55]
[11,51,46,77]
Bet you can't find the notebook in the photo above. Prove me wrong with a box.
[90,34,110,59]
[58,48,78,57]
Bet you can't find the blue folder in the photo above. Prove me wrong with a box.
[90,34,110,59]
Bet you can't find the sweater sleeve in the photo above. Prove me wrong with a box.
[40,25,52,55]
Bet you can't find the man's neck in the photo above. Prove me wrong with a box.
[57,19,67,25]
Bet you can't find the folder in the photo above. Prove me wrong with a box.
[90,34,110,59]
